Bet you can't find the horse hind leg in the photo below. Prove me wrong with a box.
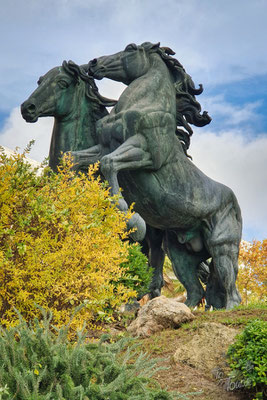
[207,243,241,310]
[205,261,226,310]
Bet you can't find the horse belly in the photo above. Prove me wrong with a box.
[118,160,229,231]
[118,170,202,230]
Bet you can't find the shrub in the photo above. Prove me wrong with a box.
[227,319,267,399]
[0,148,139,330]
[0,307,177,399]
[118,243,153,298]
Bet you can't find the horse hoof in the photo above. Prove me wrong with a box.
[127,213,146,241]
[185,297,203,308]
[225,296,241,310]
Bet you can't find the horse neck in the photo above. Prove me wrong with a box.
[117,53,175,112]
[49,95,97,171]
[148,53,172,80]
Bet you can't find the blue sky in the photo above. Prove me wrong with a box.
[1,0,267,241]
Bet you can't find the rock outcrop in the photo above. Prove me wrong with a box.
[127,295,194,338]
[173,322,238,373]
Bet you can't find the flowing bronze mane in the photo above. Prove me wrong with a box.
[62,60,117,109]
[141,42,211,151]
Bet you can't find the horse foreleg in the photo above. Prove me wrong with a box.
[164,231,205,307]
[101,134,153,191]
[145,226,165,298]
[100,135,153,241]
[135,226,165,300]
[70,144,106,172]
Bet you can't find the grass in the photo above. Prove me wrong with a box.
[128,302,267,400]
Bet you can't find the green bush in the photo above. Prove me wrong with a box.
[0,307,181,400]
[227,319,267,399]
[119,243,153,297]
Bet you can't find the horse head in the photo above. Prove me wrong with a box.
[21,61,98,123]
[21,61,116,170]
[88,42,161,85]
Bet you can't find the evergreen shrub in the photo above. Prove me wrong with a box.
[227,319,267,399]
[118,243,153,298]
[0,307,177,399]
[0,147,146,329]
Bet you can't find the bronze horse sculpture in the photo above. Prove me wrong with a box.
[21,42,242,309]
[82,42,242,310]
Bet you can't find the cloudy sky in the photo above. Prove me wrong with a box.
[1,0,267,241]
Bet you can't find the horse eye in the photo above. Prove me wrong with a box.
[58,80,69,89]
[37,76,44,85]
[125,43,138,52]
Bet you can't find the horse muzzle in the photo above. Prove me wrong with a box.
[21,100,38,122]
[88,58,105,80]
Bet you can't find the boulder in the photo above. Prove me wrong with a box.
[127,295,194,338]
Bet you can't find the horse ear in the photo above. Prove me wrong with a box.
[62,60,80,84]
[151,42,160,50]
[141,42,160,51]
[62,60,68,69]
[62,60,75,75]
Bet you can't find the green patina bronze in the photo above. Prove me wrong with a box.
[21,61,115,171]
[21,42,242,310]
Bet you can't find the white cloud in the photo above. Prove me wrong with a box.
[190,130,267,241]
[1,0,267,110]
[0,108,53,162]
[200,95,262,126]
[97,80,126,103]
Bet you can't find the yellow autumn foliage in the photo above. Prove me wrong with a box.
[0,148,136,330]
[237,239,267,304]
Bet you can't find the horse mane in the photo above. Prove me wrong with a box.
[141,42,211,153]
[62,60,117,113]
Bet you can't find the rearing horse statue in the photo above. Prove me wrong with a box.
[77,42,242,310]
[20,43,242,310]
